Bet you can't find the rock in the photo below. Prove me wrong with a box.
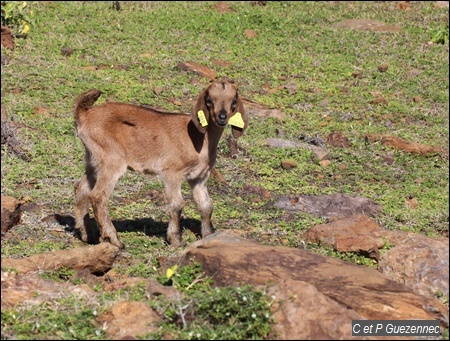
[1,25,14,50]
[250,108,285,121]
[177,61,217,80]
[378,63,389,72]
[303,214,384,259]
[352,71,364,79]
[103,277,179,298]
[370,96,388,105]
[172,231,448,339]
[283,82,297,95]
[243,184,271,199]
[326,131,352,148]
[261,138,330,164]
[1,195,22,234]
[406,69,423,78]
[397,1,410,10]
[319,159,331,167]
[314,148,330,161]
[61,47,73,56]
[1,54,10,65]
[262,138,303,149]
[1,242,120,274]
[379,232,449,298]
[251,1,267,5]
[365,134,448,157]
[332,19,402,33]
[267,278,366,340]
[274,193,382,219]
[244,29,258,38]
[1,272,175,339]
[97,301,162,339]
[211,59,232,68]
[227,135,247,158]
[280,159,297,170]
[435,1,449,8]
[241,98,270,110]
[1,271,95,309]
[213,1,235,14]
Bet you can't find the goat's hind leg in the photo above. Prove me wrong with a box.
[89,164,126,249]
[74,173,97,244]
[188,178,214,239]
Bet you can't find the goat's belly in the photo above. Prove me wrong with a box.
[127,162,158,175]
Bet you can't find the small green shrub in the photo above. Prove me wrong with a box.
[150,285,274,340]
[1,1,35,37]
[431,25,449,44]
[152,263,274,340]
[1,298,106,340]
[39,267,75,282]
[157,262,213,292]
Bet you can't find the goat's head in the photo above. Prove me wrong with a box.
[192,80,248,138]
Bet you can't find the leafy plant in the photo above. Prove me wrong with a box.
[149,285,274,340]
[157,262,213,292]
[39,267,75,282]
[1,1,35,37]
[431,24,449,44]
[1,297,106,340]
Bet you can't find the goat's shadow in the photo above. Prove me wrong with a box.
[54,214,202,245]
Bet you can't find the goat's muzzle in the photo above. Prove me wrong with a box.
[216,109,228,126]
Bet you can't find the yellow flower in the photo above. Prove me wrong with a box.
[22,24,30,34]
[166,265,178,279]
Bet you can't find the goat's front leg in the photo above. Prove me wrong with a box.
[188,178,214,239]
[164,177,184,247]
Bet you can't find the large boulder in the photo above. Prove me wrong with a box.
[170,230,448,339]
[1,195,22,234]
[380,231,449,298]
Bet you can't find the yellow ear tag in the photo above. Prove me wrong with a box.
[228,112,245,128]
[197,110,208,127]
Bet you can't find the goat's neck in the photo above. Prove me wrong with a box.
[203,125,225,166]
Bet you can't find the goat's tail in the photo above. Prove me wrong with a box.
[73,89,102,123]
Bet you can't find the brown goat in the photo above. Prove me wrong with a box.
[73,80,248,249]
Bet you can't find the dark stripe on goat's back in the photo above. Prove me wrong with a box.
[122,120,136,127]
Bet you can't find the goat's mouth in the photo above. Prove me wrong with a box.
[216,118,228,127]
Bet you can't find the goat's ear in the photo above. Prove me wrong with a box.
[191,88,209,134]
[230,96,248,138]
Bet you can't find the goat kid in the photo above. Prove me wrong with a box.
[73,80,248,249]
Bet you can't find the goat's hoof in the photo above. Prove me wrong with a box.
[201,229,215,239]
[100,236,124,249]
[168,238,184,248]
[112,239,125,249]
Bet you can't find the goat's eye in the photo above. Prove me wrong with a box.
[206,96,214,107]
[231,98,238,107]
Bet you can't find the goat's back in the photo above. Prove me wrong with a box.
[76,102,204,175]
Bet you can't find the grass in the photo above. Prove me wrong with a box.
[1,1,448,339]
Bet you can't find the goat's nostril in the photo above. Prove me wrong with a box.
[218,109,227,120]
